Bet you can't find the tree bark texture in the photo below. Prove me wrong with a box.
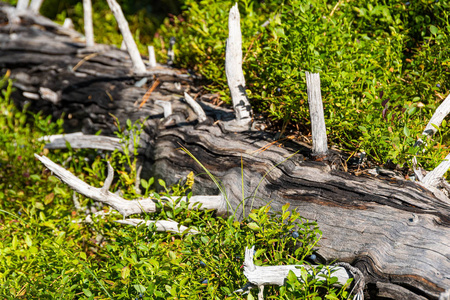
[0,5,449,299]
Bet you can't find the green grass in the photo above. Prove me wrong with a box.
[0,75,351,299]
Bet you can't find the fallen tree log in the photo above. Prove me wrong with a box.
[1,4,449,299]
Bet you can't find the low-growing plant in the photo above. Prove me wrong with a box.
[155,0,450,171]
[0,74,351,298]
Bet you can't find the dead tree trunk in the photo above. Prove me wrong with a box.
[0,4,449,299]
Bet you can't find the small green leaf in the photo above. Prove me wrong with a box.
[248,213,258,221]
[121,265,130,279]
[12,235,18,249]
[403,126,410,137]
[25,234,32,247]
[34,202,44,210]
[158,179,166,189]
[247,222,260,231]
[80,252,87,260]
[83,289,92,297]
[141,179,149,189]
[430,25,439,35]
[134,284,146,293]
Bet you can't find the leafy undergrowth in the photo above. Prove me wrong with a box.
[156,0,450,172]
[0,76,351,299]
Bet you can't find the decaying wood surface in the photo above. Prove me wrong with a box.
[305,71,328,156]
[1,4,449,299]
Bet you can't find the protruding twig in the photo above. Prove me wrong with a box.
[63,18,74,29]
[167,37,176,66]
[422,153,450,187]
[422,93,450,137]
[148,45,157,68]
[101,161,114,194]
[115,219,199,235]
[106,0,146,74]
[83,0,95,47]
[184,92,207,123]
[135,159,143,195]
[225,3,252,123]
[120,40,126,50]
[242,246,350,288]
[16,0,29,11]
[439,289,450,300]
[29,0,44,14]
[155,100,173,118]
[305,71,328,156]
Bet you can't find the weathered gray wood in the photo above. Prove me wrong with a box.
[225,3,252,124]
[83,0,94,47]
[106,0,146,73]
[305,71,328,156]
[3,8,450,299]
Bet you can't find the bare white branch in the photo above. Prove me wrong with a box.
[422,153,450,187]
[440,289,450,300]
[184,92,207,123]
[155,100,173,118]
[148,45,157,68]
[106,0,146,74]
[29,0,44,14]
[39,87,60,104]
[167,37,175,65]
[35,154,157,217]
[41,133,122,152]
[38,132,84,143]
[35,154,228,216]
[63,18,74,29]
[305,71,328,156]
[422,93,450,137]
[115,219,199,235]
[101,161,114,194]
[83,0,95,47]
[243,246,350,287]
[225,3,252,123]
[16,0,29,11]
[120,39,127,50]
[161,195,227,215]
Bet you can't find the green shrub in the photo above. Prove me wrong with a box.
[157,0,450,169]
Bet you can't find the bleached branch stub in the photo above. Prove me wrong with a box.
[106,0,146,74]
[225,3,252,124]
[243,246,350,288]
[83,0,95,47]
[184,92,207,123]
[115,219,199,235]
[305,71,328,156]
